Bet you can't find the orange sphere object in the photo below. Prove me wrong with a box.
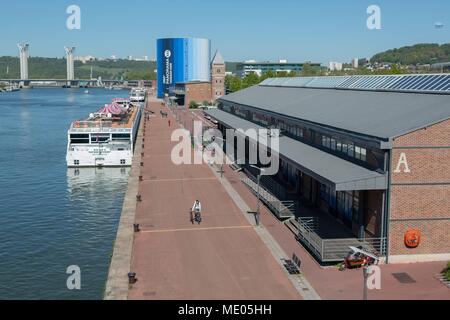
[404,229,421,248]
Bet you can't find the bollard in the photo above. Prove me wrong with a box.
[139,176,143,181]
[140,162,144,167]
[133,224,140,233]
[128,272,137,284]
[136,195,142,202]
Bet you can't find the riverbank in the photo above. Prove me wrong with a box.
[104,97,147,300]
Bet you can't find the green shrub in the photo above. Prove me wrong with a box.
[445,262,450,281]
[189,100,199,109]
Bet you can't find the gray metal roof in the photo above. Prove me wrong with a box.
[219,84,450,139]
[206,109,387,191]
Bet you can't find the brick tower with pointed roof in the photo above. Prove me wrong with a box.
[211,50,225,101]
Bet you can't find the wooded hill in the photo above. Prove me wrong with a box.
[371,43,450,65]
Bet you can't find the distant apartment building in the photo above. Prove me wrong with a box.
[236,60,321,77]
[352,58,359,69]
[328,61,343,71]
[431,62,450,73]
[74,55,96,64]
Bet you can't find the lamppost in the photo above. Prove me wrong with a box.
[211,136,225,178]
[363,265,369,300]
[250,165,266,227]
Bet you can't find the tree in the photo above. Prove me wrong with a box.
[225,75,242,93]
[242,73,260,89]
[301,63,322,77]
[189,100,199,109]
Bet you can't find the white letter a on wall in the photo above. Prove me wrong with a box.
[394,152,411,173]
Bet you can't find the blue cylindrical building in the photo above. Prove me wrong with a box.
[157,38,211,98]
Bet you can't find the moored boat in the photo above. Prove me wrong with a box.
[66,97,143,167]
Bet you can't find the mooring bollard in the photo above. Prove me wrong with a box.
[133,224,140,233]
[136,195,142,202]
[140,162,144,167]
[128,272,137,284]
[139,176,143,181]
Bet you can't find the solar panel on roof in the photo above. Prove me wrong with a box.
[418,75,440,90]
[391,76,415,89]
[283,77,313,87]
[306,76,350,88]
[409,76,427,88]
[434,78,450,90]
[430,77,448,90]
[401,76,421,90]
[423,75,446,90]
[259,74,450,94]
[337,77,361,87]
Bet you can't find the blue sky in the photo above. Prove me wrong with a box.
[0,0,448,63]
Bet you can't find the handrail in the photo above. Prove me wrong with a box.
[241,176,295,219]
[296,217,386,262]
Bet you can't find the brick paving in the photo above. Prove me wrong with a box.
[128,99,300,300]
[182,107,450,300]
[125,100,450,300]
[214,140,450,300]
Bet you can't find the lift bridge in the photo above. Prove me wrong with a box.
[0,78,153,88]
[4,44,153,88]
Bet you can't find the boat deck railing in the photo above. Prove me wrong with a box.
[71,120,114,129]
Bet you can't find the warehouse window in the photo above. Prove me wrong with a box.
[320,134,367,163]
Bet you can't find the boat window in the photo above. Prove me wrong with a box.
[112,134,131,141]
[91,134,110,143]
[70,134,90,144]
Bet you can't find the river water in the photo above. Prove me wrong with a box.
[0,88,130,299]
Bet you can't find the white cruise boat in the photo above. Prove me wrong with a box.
[66,98,143,167]
[5,85,20,92]
[130,87,146,103]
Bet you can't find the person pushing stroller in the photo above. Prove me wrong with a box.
[191,200,202,225]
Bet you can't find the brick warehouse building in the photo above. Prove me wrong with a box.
[205,74,450,264]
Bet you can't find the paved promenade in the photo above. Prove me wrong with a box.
[109,98,449,300]
[128,99,300,300]
[177,108,450,300]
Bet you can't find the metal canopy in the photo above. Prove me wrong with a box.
[206,109,387,191]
